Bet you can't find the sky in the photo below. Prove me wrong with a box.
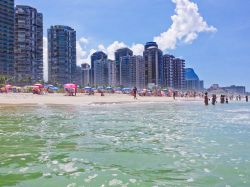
[16,0,250,90]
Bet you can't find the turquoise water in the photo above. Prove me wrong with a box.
[0,101,250,187]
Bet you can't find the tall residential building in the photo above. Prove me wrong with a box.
[120,56,132,87]
[143,42,163,87]
[14,5,43,84]
[133,55,145,89]
[0,0,14,76]
[48,25,76,85]
[162,54,185,90]
[184,68,204,91]
[172,58,185,90]
[108,60,116,86]
[120,55,145,89]
[90,51,107,85]
[93,59,109,86]
[163,54,175,88]
[115,48,133,86]
[81,63,90,86]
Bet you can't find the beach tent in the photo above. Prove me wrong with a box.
[64,83,78,96]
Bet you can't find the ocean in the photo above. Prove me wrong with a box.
[0,101,250,187]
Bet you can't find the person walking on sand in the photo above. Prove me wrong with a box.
[133,87,138,99]
[173,91,176,100]
[204,92,209,106]
[246,95,249,102]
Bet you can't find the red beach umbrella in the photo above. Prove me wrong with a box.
[34,84,44,88]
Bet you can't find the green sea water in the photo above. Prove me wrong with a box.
[0,101,250,187]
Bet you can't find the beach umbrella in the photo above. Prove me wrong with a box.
[84,86,92,90]
[48,86,59,91]
[34,83,44,88]
[64,83,77,88]
[5,84,12,88]
[44,84,54,88]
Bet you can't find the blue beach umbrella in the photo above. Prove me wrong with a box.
[49,86,59,91]
[84,86,92,90]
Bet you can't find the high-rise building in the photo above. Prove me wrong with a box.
[162,54,185,90]
[93,59,109,86]
[120,56,132,88]
[90,51,107,85]
[162,54,175,88]
[108,60,116,87]
[184,68,204,91]
[0,0,14,77]
[172,58,185,90]
[143,42,163,87]
[74,66,82,85]
[14,5,43,84]
[133,55,145,89]
[115,48,133,86]
[48,25,76,85]
[81,63,90,86]
[119,55,145,89]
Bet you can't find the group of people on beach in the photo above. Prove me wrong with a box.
[204,92,248,105]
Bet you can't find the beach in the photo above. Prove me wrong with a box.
[0,93,202,105]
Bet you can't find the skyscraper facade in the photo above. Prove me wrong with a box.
[133,55,145,89]
[119,55,145,89]
[108,60,116,86]
[90,51,107,85]
[172,58,185,90]
[14,5,43,84]
[115,48,133,86]
[184,68,204,91]
[163,54,175,88]
[120,56,132,88]
[162,54,186,90]
[0,0,14,77]
[143,42,163,87]
[48,25,76,85]
[81,63,90,86]
[93,59,109,86]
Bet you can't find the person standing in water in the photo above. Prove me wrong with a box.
[133,87,138,99]
[246,95,249,102]
[212,94,217,105]
[173,91,176,100]
[220,95,225,104]
[204,92,209,106]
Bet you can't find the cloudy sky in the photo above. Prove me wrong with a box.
[16,0,250,90]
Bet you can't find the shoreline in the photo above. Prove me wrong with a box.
[0,93,203,106]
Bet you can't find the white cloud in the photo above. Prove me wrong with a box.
[79,37,89,45]
[106,41,127,60]
[82,0,216,60]
[43,37,48,81]
[131,44,144,56]
[154,0,217,50]
[76,41,88,65]
[43,0,216,73]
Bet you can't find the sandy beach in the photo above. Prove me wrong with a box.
[0,93,202,105]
